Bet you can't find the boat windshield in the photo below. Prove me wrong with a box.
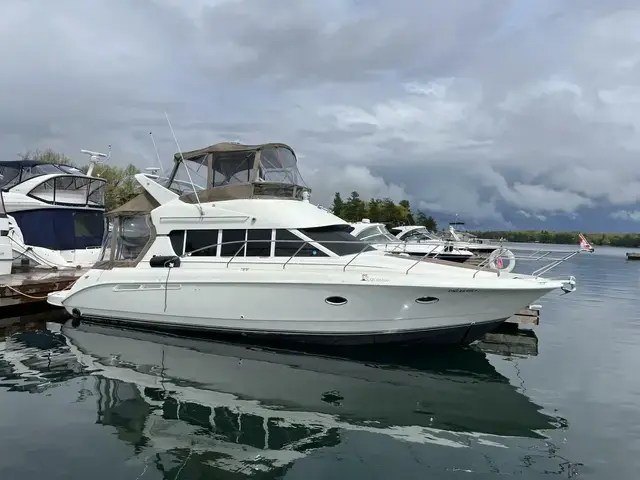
[400,228,442,242]
[298,225,375,256]
[0,162,81,190]
[27,176,106,208]
[355,225,401,244]
[112,215,151,260]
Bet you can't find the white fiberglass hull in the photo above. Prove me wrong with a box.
[51,265,560,346]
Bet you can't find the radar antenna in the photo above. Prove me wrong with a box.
[81,145,111,176]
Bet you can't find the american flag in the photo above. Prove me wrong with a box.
[578,233,595,252]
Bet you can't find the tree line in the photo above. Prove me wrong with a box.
[18,148,141,211]
[330,191,438,231]
[476,230,640,248]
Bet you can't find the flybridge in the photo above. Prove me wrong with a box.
[164,142,312,203]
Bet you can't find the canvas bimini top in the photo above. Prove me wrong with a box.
[165,142,311,203]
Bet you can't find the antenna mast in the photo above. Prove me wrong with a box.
[149,131,165,174]
[164,111,204,215]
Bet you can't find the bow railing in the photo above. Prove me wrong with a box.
[158,237,586,279]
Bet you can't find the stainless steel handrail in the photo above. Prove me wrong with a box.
[175,237,583,278]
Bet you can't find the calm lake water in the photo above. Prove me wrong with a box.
[1,245,639,479]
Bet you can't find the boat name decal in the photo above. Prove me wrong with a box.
[361,274,389,282]
[447,288,478,293]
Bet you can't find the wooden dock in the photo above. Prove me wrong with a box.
[0,269,86,318]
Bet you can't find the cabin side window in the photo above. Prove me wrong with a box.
[220,229,247,257]
[169,230,185,255]
[246,229,273,257]
[298,225,374,256]
[185,229,219,256]
[274,229,327,257]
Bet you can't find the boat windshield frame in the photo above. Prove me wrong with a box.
[296,225,376,256]
[0,189,6,218]
[26,174,107,209]
[355,224,402,244]
[0,161,85,191]
[398,227,443,242]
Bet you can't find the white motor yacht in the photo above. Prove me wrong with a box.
[442,222,499,255]
[349,220,474,263]
[391,225,499,256]
[47,142,580,346]
[0,152,108,269]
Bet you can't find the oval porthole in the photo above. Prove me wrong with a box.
[325,296,348,306]
[416,296,439,304]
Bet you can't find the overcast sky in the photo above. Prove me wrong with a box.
[2,0,639,230]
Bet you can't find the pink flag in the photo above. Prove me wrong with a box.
[578,233,594,252]
[495,256,504,269]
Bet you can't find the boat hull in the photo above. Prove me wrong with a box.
[71,315,508,346]
[54,268,557,347]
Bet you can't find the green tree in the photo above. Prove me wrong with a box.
[399,200,415,225]
[330,190,440,230]
[415,211,438,231]
[367,198,382,222]
[380,198,398,223]
[18,148,73,165]
[87,164,142,211]
[331,192,345,217]
[342,191,366,222]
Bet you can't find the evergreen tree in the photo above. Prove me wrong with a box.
[331,192,345,217]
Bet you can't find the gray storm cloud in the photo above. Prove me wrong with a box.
[1,0,639,226]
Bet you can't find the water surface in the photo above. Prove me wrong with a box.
[0,246,639,478]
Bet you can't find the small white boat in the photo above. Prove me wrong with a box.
[442,222,499,255]
[47,142,580,346]
[349,220,474,263]
[391,225,499,256]
[0,150,109,269]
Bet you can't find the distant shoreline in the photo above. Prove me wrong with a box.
[472,231,640,249]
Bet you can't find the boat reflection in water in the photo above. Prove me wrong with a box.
[2,320,565,477]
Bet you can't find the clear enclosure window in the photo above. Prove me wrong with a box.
[0,166,21,189]
[212,152,256,187]
[114,215,151,260]
[259,147,305,185]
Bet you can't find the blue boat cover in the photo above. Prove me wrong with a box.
[11,208,104,250]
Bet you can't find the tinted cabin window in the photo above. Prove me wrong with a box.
[169,230,185,255]
[274,229,327,257]
[299,225,374,256]
[186,230,218,256]
[221,229,247,257]
[246,229,272,256]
